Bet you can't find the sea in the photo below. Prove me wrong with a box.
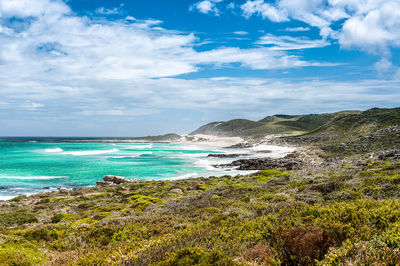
[0,138,256,200]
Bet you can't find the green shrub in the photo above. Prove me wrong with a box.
[0,241,45,265]
[10,195,28,202]
[159,247,236,266]
[0,210,38,228]
[51,213,77,223]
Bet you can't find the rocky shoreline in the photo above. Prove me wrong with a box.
[214,152,303,170]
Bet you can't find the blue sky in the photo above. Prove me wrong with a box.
[0,0,399,136]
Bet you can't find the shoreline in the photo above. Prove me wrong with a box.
[0,134,297,201]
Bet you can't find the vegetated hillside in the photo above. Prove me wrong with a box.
[191,111,361,138]
[2,158,400,264]
[132,133,182,142]
[285,107,400,155]
[191,119,265,137]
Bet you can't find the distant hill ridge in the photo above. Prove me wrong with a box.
[190,110,362,138]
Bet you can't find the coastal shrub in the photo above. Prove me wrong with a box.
[88,227,116,246]
[24,227,56,242]
[10,195,28,202]
[51,213,77,223]
[273,195,287,202]
[0,210,38,228]
[94,212,112,220]
[0,241,45,265]
[1,158,400,264]
[77,202,95,210]
[76,252,109,265]
[242,244,280,265]
[279,225,326,264]
[158,247,236,266]
[310,181,341,195]
[259,193,275,201]
[320,239,400,265]
[253,170,290,182]
[128,195,162,211]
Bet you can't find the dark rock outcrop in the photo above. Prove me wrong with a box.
[226,143,253,149]
[215,157,302,170]
[207,153,247,158]
[97,175,145,186]
[378,150,400,160]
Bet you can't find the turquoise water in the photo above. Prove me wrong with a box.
[0,141,239,199]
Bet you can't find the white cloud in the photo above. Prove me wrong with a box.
[236,0,400,55]
[190,0,222,15]
[233,31,249,35]
[241,0,288,22]
[0,0,338,129]
[395,69,400,80]
[338,1,400,54]
[96,6,123,15]
[374,58,393,74]
[0,0,68,18]
[282,26,310,32]
[256,34,330,50]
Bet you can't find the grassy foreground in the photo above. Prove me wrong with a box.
[1,156,400,265]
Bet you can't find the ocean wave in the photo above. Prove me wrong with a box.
[110,155,139,159]
[179,145,203,151]
[194,159,216,171]
[44,147,63,153]
[122,144,153,149]
[172,153,209,158]
[0,176,66,180]
[0,196,16,201]
[170,172,199,180]
[141,144,153,149]
[109,151,153,159]
[65,148,119,156]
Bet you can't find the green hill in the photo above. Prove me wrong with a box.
[132,133,182,142]
[191,111,361,138]
[286,107,400,155]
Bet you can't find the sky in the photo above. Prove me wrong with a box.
[0,0,400,136]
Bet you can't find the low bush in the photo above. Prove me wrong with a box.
[0,210,38,228]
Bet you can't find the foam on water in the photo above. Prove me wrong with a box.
[64,148,119,156]
[109,152,152,159]
[44,147,63,153]
[171,172,200,180]
[0,141,289,199]
[0,176,66,180]
[194,159,217,171]
[0,196,15,201]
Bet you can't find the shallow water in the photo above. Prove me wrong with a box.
[0,141,252,199]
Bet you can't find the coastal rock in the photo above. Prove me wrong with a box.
[96,181,114,186]
[226,143,253,149]
[207,153,247,158]
[215,157,302,171]
[103,175,130,184]
[170,188,183,195]
[256,150,272,154]
[98,175,146,186]
[378,150,400,160]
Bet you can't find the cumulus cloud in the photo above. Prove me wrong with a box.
[0,0,337,132]
[1,0,398,136]
[241,0,288,22]
[189,0,222,15]
[338,1,400,54]
[196,0,400,57]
